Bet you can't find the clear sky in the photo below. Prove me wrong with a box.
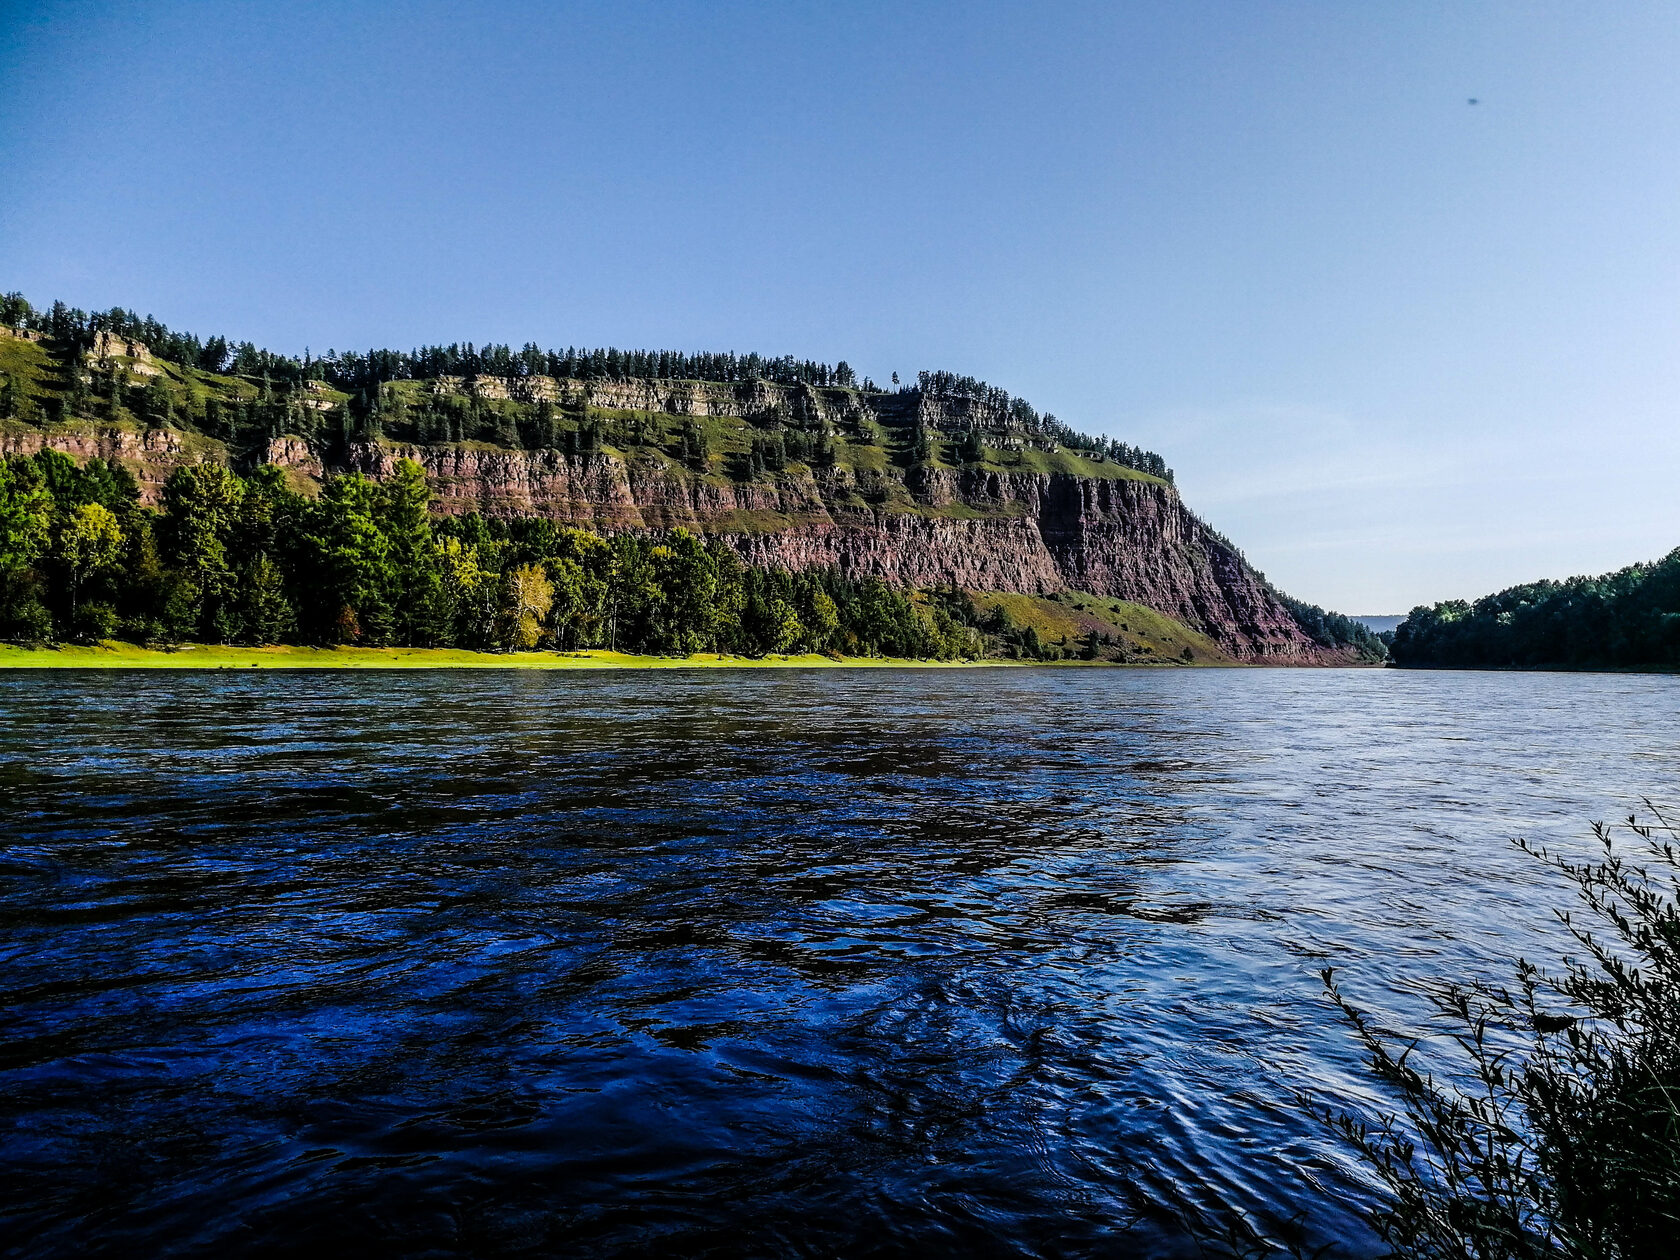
[2,1,1675,613]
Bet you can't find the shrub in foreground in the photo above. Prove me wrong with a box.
[1316,807,1680,1258]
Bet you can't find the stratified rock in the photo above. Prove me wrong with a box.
[312,441,1321,661]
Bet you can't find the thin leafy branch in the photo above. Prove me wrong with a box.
[1309,805,1680,1259]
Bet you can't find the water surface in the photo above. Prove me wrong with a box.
[2,668,1675,1256]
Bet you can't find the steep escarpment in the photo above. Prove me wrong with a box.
[0,421,1328,660]
[297,439,1319,661]
[1,300,1365,661]
[0,421,221,502]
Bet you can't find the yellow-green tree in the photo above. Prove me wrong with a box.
[806,589,839,650]
[53,501,122,621]
[434,536,494,647]
[765,597,803,653]
[501,563,553,649]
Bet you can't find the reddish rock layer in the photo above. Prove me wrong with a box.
[0,424,208,503]
[2,424,1329,661]
[326,441,1321,661]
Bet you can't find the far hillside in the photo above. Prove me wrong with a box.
[0,293,1172,494]
[1391,550,1680,671]
[0,290,1386,664]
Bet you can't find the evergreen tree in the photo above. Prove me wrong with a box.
[140,376,174,428]
[383,459,439,644]
[303,474,396,644]
[159,463,245,641]
[238,554,295,644]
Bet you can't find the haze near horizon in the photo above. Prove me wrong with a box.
[1,1,1674,613]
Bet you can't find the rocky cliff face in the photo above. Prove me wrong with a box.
[4,421,1327,661]
[315,440,1321,661]
[0,423,216,502]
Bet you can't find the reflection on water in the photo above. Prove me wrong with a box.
[1,668,1676,1256]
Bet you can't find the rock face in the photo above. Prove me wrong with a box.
[85,331,159,375]
[7,422,1329,661]
[0,423,209,502]
[318,441,1322,661]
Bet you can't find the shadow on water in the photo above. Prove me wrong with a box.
[1,668,1676,1256]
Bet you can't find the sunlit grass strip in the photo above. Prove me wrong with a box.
[0,641,1028,670]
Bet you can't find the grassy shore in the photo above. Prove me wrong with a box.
[0,641,1020,670]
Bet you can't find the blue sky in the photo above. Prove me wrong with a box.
[2,1,1674,612]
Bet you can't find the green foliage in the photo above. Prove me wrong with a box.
[0,452,141,641]
[160,463,245,641]
[0,454,981,659]
[303,473,396,643]
[0,457,53,638]
[238,553,295,645]
[1392,551,1680,671]
[3,289,1174,485]
[53,502,122,614]
[1310,808,1680,1259]
[1280,594,1389,662]
[0,456,52,572]
[140,375,175,427]
[680,419,710,471]
[961,589,1221,663]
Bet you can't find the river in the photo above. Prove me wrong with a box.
[2,668,1675,1256]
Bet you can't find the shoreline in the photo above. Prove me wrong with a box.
[0,642,1021,671]
[0,642,1304,671]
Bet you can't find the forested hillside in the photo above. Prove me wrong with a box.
[0,448,1233,662]
[0,293,1171,482]
[0,290,1383,662]
[1390,550,1680,670]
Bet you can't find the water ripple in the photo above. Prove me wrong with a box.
[1,667,1676,1256]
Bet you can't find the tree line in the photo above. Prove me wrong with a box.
[2,291,1169,475]
[1,294,863,395]
[915,370,1172,480]
[1389,549,1680,670]
[0,450,983,659]
[1277,594,1389,661]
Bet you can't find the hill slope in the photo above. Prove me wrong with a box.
[1391,551,1680,670]
[0,297,1383,662]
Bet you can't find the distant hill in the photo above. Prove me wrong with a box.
[0,290,1385,663]
[1391,552,1680,671]
[1352,615,1404,634]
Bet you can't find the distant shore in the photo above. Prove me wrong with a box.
[0,642,1279,671]
[0,642,1021,670]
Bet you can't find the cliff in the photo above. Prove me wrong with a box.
[0,421,221,502]
[1,328,1341,660]
[293,439,1321,661]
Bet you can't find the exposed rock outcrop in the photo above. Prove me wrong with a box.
[85,332,160,377]
[311,440,1320,661]
[0,423,212,501]
[7,421,1328,661]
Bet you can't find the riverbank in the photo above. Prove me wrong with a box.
[0,641,1017,670]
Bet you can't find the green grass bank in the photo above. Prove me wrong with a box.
[0,641,1015,670]
[0,641,1254,670]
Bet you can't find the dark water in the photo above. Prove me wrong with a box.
[2,668,1676,1257]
